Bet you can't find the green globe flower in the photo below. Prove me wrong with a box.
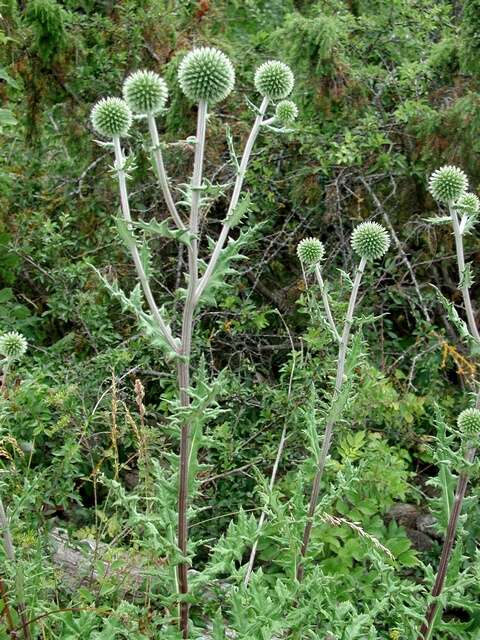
[178,47,235,103]
[457,407,480,438]
[428,165,468,204]
[0,331,27,360]
[275,100,298,125]
[123,70,168,115]
[297,237,325,265]
[254,60,294,100]
[351,221,390,261]
[90,97,132,138]
[453,192,480,217]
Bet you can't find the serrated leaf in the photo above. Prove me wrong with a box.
[423,215,452,225]
[431,285,480,347]
[132,217,194,246]
[226,192,251,227]
[459,263,474,290]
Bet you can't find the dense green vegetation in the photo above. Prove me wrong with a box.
[1,1,480,638]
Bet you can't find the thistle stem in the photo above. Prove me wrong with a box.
[176,99,208,639]
[194,97,269,303]
[417,208,480,639]
[112,136,179,354]
[314,265,341,342]
[417,438,477,640]
[450,206,480,342]
[296,256,366,581]
[0,496,30,640]
[147,114,186,232]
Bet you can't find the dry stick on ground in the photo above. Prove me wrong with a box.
[296,256,367,581]
[417,198,480,640]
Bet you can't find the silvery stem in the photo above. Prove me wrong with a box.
[314,265,341,342]
[176,99,208,639]
[296,257,367,581]
[112,136,178,354]
[147,114,185,231]
[450,206,480,342]
[194,97,269,303]
[0,496,30,640]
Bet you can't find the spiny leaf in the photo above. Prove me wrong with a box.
[226,192,251,228]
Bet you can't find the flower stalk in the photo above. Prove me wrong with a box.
[418,165,480,639]
[296,256,366,581]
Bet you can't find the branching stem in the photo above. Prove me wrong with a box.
[113,136,179,354]
[296,256,366,581]
[194,97,269,303]
[314,265,341,342]
[147,114,186,231]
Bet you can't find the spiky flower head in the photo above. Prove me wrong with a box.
[123,70,168,115]
[351,221,390,261]
[178,47,235,103]
[254,60,294,100]
[297,237,325,266]
[457,407,480,439]
[428,165,468,204]
[453,192,480,217]
[275,100,298,125]
[90,97,132,138]
[0,331,27,360]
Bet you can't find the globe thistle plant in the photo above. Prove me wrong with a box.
[91,45,296,638]
[351,221,390,261]
[254,60,294,100]
[419,166,480,640]
[0,331,27,361]
[457,407,480,439]
[296,220,390,581]
[178,47,235,103]
[275,100,298,125]
[90,97,132,138]
[123,70,168,115]
[428,165,468,204]
[297,237,325,265]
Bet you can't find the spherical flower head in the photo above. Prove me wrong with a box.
[428,165,468,204]
[178,47,235,103]
[453,192,480,217]
[457,407,480,439]
[297,237,325,266]
[275,100,298,125]
[123,70,168,115]
[254,60,294,100]
[0,331,27,361]
[90,97,132,138]
[351,221,390,261]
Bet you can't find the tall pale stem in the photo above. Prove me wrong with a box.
[112,136,178,354]
[296,257,366,581]
[450,207,480,341]
[176,99,208,639]
[195,97,269,302]
[147,114,185,231]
